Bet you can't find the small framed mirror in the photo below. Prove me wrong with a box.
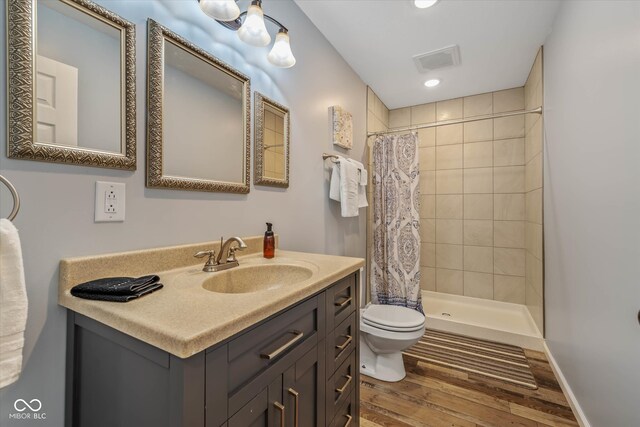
[146,19,250,193]
[254,93,290,188]
[7,0,136,169]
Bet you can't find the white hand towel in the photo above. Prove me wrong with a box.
[346,158,369,208]
[329,160,342,202]
[0,219,28,389]
[339,159,360,217]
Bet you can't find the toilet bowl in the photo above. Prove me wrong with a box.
[359,304,426,382]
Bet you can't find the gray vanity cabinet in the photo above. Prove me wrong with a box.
[65,272,358,427]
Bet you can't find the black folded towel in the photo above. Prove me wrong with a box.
[71,275,163,302]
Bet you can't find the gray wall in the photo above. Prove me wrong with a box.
[0,0,367,425]
[543,1,640,425]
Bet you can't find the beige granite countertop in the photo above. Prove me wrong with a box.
[59,237,364,358]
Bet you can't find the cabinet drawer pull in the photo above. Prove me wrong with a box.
[335,374,352,395]
[288,388,299,427]
[274,401,285,427]
[335,335,353,351]
[260,330,304,360]
[334,296,352,307]
[343,414,353,427]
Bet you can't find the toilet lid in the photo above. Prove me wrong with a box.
[362,304,425,331]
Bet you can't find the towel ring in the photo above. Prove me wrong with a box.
[0,175,20,221]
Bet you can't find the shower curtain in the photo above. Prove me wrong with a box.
[370,132,423,313]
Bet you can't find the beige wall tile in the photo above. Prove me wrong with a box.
[463,245,493,273]
[367,87,375,113]
[494,193,525,220]
[420,171,436,194]
[494,115,525,140]
[526,284,543,332]
[418,128,436,147]
[494,138,525,166]
[493,87,524,113]
[436,98,463,121]
[525,116,542,162]
[436,124,463,145]
[464,194,493,220]
[436,144,463,170]
[411,103,436,125]
[436,268,463,295]
[464,141,493,168]
[419,147,435,171]
[525,188,543,224]
[494,275,526,304]
[494,166,525,193]
[464,272,494,299]
[463,220,493,246]
[367,110,377,133]
[464,168,493,194]
[421,243,436,267]
[525,153,543,192]
[494,221,525,248]
[383,105,389,128]
[526,222,544,260]
[436,243,463,270]
[494,248,525,276]
[420,267,436,291]
[420,218,436,243]
[436,195,463,219]
[464,120,493,143]
[389,107,410,128]
[419,194,435,219]
[464,93,492,118]
[374,95,385,121]
[436,219,463,244]
[436,169,463,194]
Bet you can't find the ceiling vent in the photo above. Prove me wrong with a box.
[413,45,461,73]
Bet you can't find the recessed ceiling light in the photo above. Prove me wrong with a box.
[424,79,441,88]
[415,0,440,9]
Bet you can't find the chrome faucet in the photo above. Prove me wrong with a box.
[194,236,248,272]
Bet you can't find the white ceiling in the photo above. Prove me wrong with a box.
[295,0,560,109]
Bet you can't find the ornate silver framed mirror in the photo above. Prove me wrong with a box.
[7,0,136,169]
[146,19,251,193]
[254,92,290,188]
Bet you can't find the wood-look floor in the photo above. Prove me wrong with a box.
[360,349,579,427]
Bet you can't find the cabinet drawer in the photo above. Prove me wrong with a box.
[327,312,357,376]
[227,296,320,394]
[326,273,357,332]
[329,389,356,427]
[326,350,356,423]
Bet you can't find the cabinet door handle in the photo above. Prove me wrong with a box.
[334,296,352,307]
[274,401,285,427]
[343,414,353,427]
[335,374,352,395]
[260,330,304,360]
[335,335,353,351]
[288,388,299,427]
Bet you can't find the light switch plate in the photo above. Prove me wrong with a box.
[95,181,125,222]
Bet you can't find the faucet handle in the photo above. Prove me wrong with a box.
[227,245,246,262]
[194,250,215,259]
[194,250,218,271]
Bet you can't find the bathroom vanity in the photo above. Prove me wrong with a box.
[58,237,363,427]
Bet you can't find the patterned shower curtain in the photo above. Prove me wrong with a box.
[370,132,423,313]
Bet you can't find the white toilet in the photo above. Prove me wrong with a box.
[359,303,426,382]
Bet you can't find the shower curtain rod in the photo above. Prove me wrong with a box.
[367,106,543,137]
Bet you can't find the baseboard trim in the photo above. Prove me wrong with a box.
[543,342,591,427]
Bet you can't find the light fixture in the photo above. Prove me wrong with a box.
[414,0,440,8]
[424,79,441,88]
[198,0,240,21]
[199,0,296,68]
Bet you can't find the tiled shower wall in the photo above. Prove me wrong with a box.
[388,88,530,303]
[524,48,544,333]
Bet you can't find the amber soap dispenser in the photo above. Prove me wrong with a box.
[263,222,275,259]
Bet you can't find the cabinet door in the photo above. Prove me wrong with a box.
[283,345,325,427]
[228,376,285,427]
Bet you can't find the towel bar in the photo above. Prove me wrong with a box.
[0,175,20,221]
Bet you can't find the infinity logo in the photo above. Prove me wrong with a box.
[13,399,42,412]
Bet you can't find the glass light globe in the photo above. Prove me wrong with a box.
[198,0,240,21]
[268,31,296,68]
[237,4,271,47]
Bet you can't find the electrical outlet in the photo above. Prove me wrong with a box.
[95,181,125,222]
